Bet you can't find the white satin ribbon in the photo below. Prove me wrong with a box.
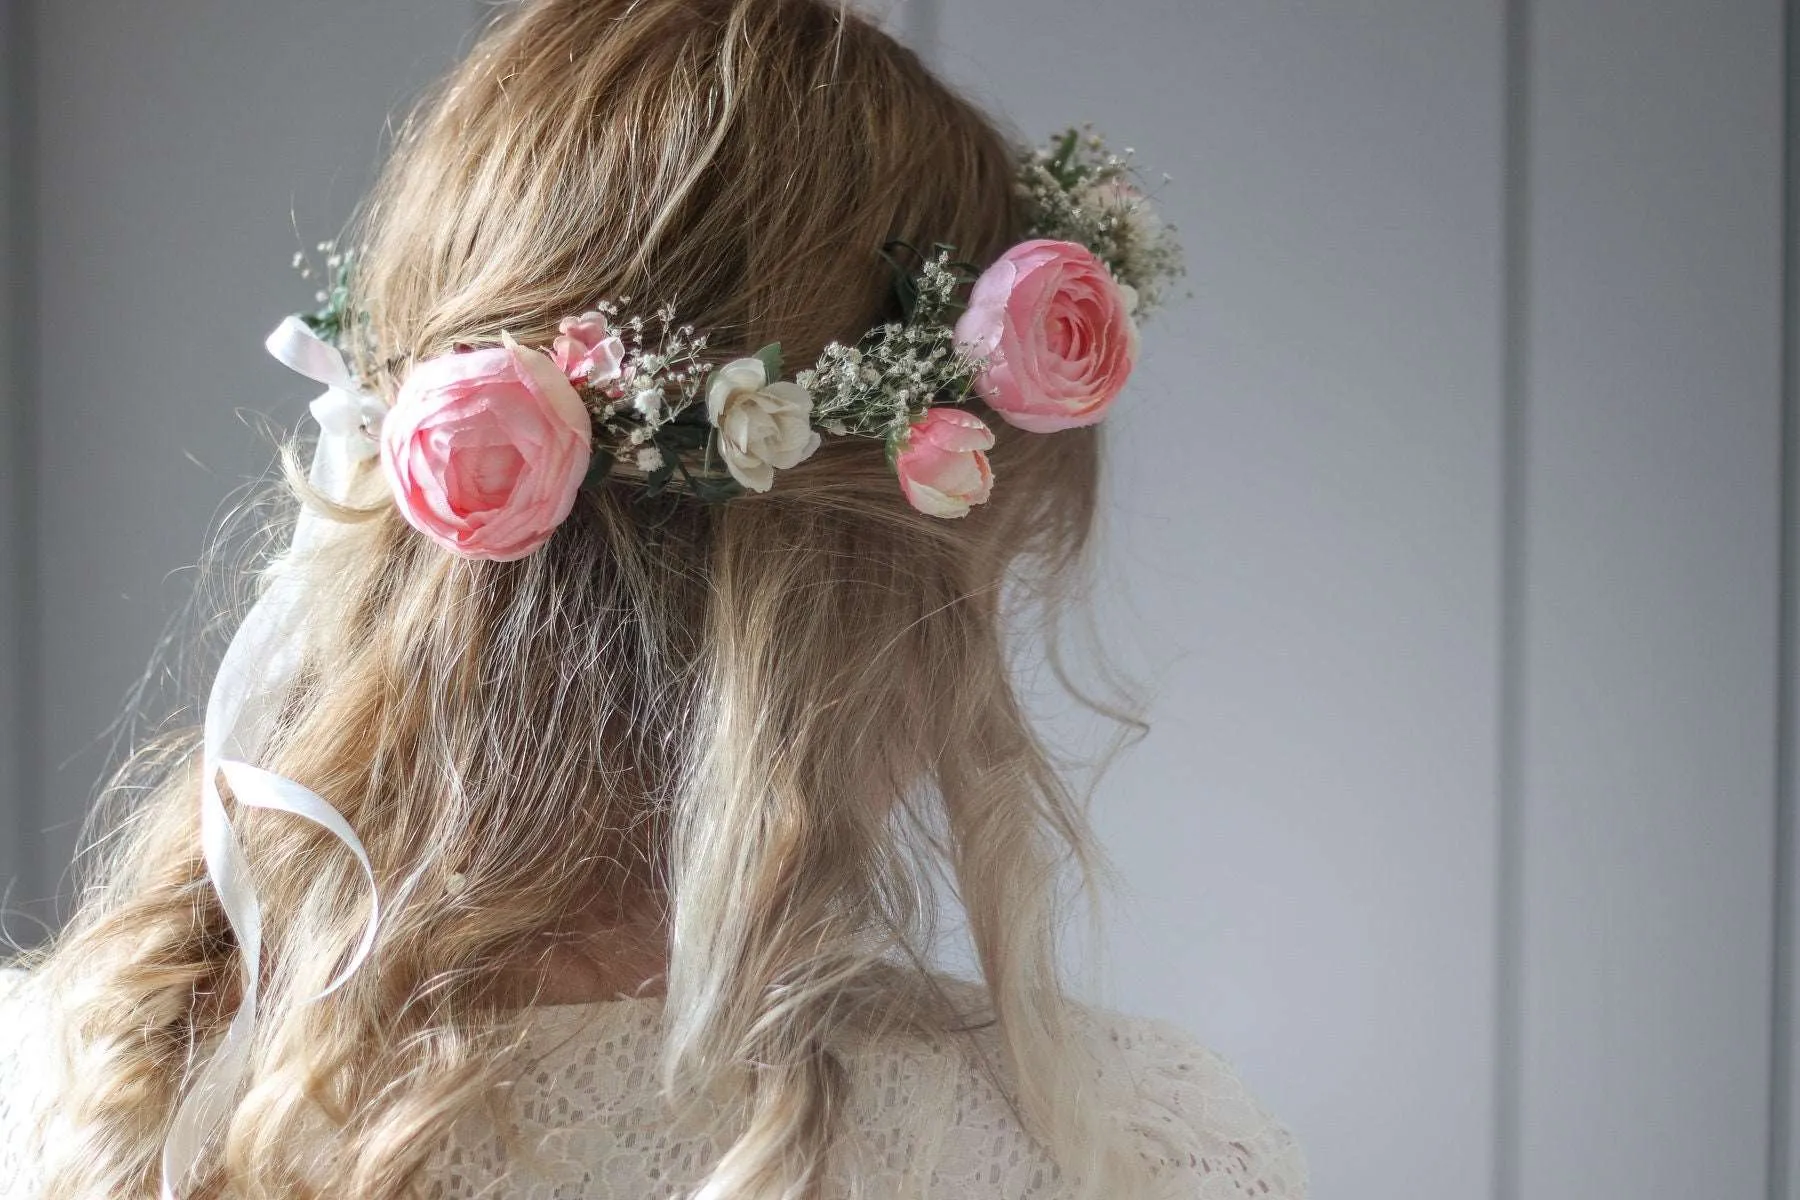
[160,318,389,1199]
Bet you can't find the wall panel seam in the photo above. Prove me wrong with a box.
[1769,0,1799,1194]
[1493,0,1531,1197]
[6,0,41,930]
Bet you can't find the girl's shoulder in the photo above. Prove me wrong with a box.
[950,999,1308,1199]
[509,993,1309,1199]
[785,981,1310,1199]
[0,969,1309,1200]
[1072,1005,1309,1198]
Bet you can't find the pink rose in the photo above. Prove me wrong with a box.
[953,239,1139,433]
[380,334,592,561]
[551,311,626,385]
[893,407,995,518]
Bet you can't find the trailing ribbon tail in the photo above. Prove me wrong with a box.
[159,320,388,1200]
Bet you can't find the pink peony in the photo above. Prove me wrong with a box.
[380,335,592,561]
[952,239,1139,433]
[893,407,995,518]
[551,311,626,385]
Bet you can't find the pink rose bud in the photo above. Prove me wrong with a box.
[953,239,1139,433]
[380,335,592,561]
[551,311,626,385]
[894,407,995,518]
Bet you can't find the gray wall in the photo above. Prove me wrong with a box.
[2,3,1795,1200]
[5,0,473,919]
[1,2,29,938]
[928,3,1506,1194]
[1513,4,1786,1197]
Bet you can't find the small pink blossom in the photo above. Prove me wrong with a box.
[953,239,1139,433]
[894,408,995,518]
[380,335,592,561]
[551,311,626,385]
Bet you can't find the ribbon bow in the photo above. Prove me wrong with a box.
[160,320,389,1199]
[266,315,389,558]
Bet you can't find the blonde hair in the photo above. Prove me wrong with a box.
[24,1,1151,1196]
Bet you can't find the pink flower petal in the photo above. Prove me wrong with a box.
[379,340,593,561]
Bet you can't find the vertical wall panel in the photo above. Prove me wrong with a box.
[934,5,1505,1197]
[1516,3,1786,1198]
[1775,0,1799,1193]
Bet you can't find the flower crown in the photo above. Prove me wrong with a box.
[283,130,1183,561]
[162,129,1180,1197]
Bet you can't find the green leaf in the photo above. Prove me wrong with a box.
[643,454,678,497]
[884,423,911,471]
[877,244,923,322]
[662,443,733,500]
[754,342,784,382]
[583,449,616,488]
[696,475,743,502]
[673,452,743,503]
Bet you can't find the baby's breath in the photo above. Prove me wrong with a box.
[797,250,984,440]
[1018,127,1186,316]
[291,238,358,348]
[571,303,736,500]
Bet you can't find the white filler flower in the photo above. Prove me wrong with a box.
[705,357,821,491]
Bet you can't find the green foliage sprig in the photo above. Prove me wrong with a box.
[567,300,746,502]
[293,241,358,349]
[1017,127,1186,316]
[796,247,986,442]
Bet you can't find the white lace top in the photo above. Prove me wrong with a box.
[0,968,1306,1198]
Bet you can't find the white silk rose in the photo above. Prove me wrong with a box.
[705,357,821,491]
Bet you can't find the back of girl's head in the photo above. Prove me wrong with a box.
[358,0,1099,552]
[368,0,1011,371]
[31,3,1143,1198]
